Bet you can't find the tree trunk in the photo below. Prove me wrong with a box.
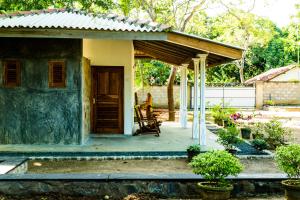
[167,66,177,121]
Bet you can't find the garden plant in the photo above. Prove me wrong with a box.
[186,144,201,162]
[275,144,300,200]
[189,150,243,200]
[217,126,242,153]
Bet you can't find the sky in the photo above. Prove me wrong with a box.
[207,0,299,27]
[253,0,298,27]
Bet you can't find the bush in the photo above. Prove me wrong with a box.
[275,144,300,179]
[251,138,268,151]
[217,126,242,150]
[264,120,290,149]
[265,100,275,106]
[250,120,290,149]
[250,122,265,139]
[211,105,236,126]
[187,145,201,161]
[189,150,243,184]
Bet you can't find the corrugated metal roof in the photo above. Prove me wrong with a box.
[245,64,299,84]
[0,8,171,32]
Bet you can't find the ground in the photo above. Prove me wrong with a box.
[28,158,282,174]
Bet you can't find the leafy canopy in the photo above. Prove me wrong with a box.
[189,150,243,183]
[275,144,300,179]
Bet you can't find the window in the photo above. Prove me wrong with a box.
[3,60,21,87]
[48,61,66,88]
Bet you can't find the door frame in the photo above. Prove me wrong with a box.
[91,66,124,134]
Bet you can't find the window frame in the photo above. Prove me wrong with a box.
[48,60,66,88]
[3,60,21,87]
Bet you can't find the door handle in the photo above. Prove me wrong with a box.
[93,98,96,104]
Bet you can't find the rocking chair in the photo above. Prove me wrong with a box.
[134,105,161,136]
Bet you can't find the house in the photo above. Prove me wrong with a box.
[245,64,300,84]
[0,8,243,145]
[245,64,300,108]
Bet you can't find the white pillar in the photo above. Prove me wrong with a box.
[192,58,200,139]
[180,64,188,128]
[199,54,208,145]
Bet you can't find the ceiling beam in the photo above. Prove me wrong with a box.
[167,32,243,60]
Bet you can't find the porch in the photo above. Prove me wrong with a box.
[0,122,223,156]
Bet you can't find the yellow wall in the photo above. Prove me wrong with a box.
[83,39,134,135]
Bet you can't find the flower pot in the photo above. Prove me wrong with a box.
[198,182,233,200]
[187,150,200,162]
[226,149,237,155]
[282,180,300,200]
[241,128,251,139]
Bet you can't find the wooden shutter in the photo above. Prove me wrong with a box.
[48,61,66,88]
[3,60,20,87]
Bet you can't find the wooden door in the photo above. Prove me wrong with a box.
[92,66,124,133]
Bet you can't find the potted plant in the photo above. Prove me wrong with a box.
[263,99,274,111]
[189,150,243,200]
[250,122,265,139]
[217,126,242,154]
[186,144,201,162]
[275,144,300,200]
[251,138,268,151]
[240,126,251,139]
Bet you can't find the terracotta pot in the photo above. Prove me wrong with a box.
[282,180,300,200]
[187,150,200,162]
[198,182,233,200]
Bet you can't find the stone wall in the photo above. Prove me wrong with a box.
[136,85,191,108]
[0,38,82,144]
[256,81,300,108]
[0,179,284,199]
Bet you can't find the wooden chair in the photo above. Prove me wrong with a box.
[134,105,160,136]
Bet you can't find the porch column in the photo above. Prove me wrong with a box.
[179,64,188,128]
[192,58,200,139]
[199,54,208,145]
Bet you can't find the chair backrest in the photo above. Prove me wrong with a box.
[134,105,143,127]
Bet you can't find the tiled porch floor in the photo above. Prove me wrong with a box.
[0,122,223,153]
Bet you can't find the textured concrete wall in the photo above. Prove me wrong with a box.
[136,85,191,109]
[0,38,82,144]
[262,82,300,105]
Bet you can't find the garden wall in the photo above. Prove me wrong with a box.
[135,85,191,109]
[0,176,284,199]
[256,81,300,108]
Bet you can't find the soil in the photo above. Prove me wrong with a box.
[28,158,282,174]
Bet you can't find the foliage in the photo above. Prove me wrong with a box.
[211,104,236,126]
[251,138,268,151]
[0,0,114,12]
[250,122,265,139]
[264,100,275,106]
[186,144,201,161]
[275,144,300,179]
[187,144,201,153]
[250,120,291,149]
[263,119,291,149]
[217,126,242,150]
[189,150,243,184]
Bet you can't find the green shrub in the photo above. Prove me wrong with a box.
[250,120,290,149]
[264,120,290,149]
[250,122,265,139]
[217,126,242,150]
[187,145,201,161]
[251,139,268,151]
[187,144,201,153]
[211,104,236,126]
[265,100,275,106]
[275,144,300,179]
[189,150,243,184]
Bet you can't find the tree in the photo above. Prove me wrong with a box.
[0,0,114,13]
